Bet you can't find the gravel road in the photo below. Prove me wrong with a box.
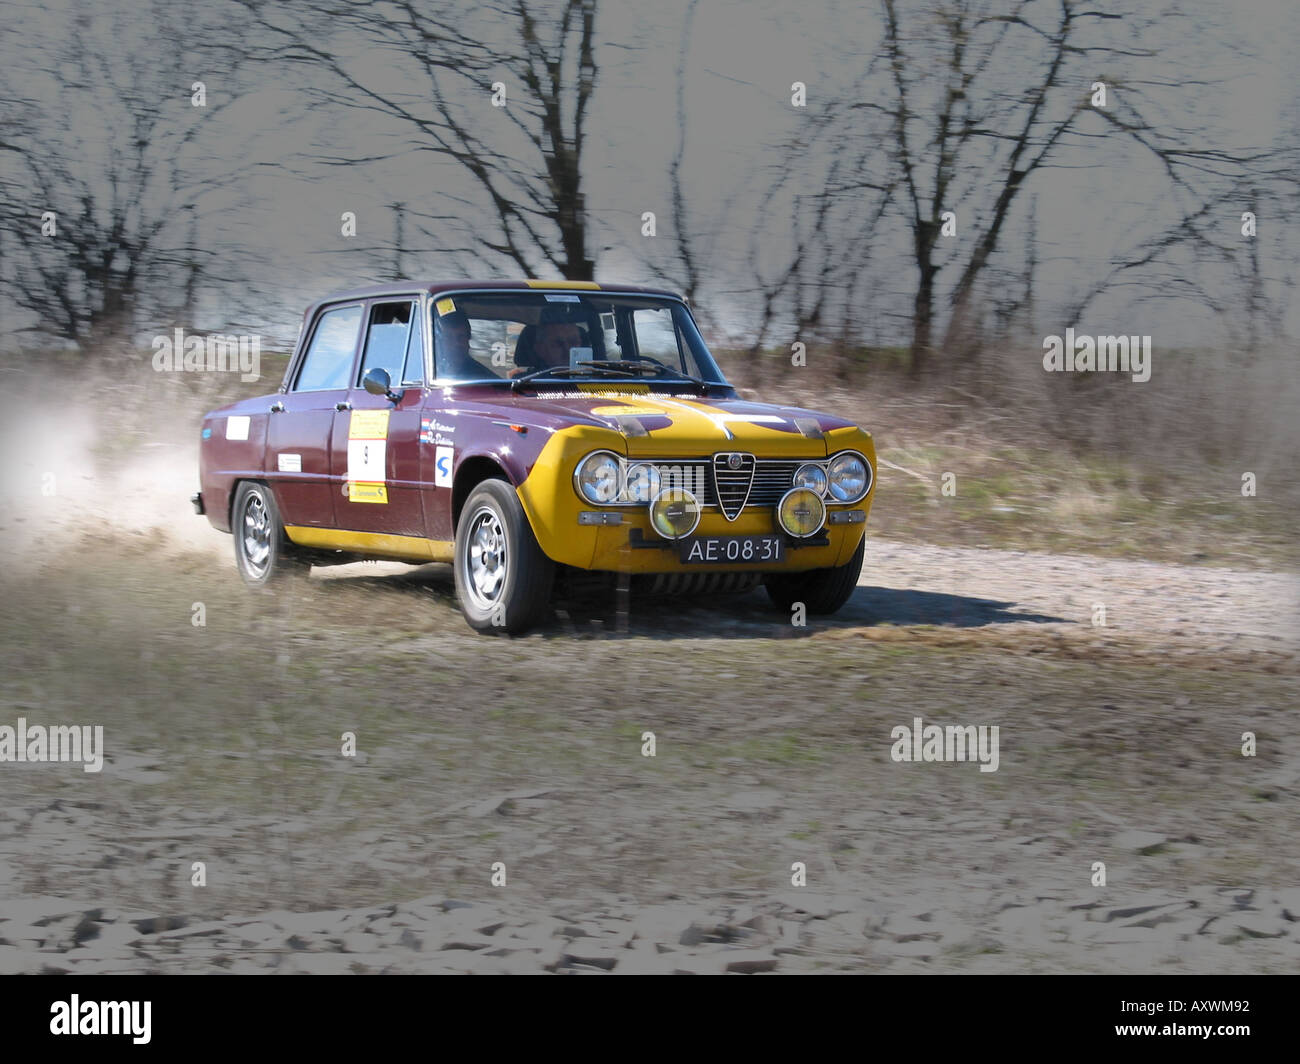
[1,520,1297,974]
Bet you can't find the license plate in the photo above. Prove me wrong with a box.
[679,535,784,564]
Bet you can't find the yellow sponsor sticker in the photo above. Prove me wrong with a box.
[574,382,649,394]
[591,405,665,416]
[348,409,390,439]
[347,482,388,504]
[435,297,457,316]
[347,410,390,504]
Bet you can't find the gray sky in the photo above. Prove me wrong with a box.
[3,0,1296,350]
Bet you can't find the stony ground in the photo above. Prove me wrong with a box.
[5,883,1299,975]
[1,513,1296,973]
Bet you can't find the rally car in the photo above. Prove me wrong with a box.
[193,281,876,633]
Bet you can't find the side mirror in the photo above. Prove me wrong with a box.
[362,367,404,404]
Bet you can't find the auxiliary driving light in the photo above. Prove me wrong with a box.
[777,487,826,538]
[649,487,702,539]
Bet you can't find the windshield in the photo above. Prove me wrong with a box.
[430,291,727,386]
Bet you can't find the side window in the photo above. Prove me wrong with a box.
[401,303,424,384]
[358,301,413,386]
[295,305,362,391]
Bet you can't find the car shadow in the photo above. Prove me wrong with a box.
[836,586,1067,628]
[573,585,1070,640]
[308,563,1069,640]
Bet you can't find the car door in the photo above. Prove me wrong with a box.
[329,298,428,537]
[266,302,363,529]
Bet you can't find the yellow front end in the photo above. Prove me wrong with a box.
[515,424,875,574]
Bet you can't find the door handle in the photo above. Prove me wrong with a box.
[335,401,352,411]
[270,401,285,413]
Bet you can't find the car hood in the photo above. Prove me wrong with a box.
[479,389,863,457]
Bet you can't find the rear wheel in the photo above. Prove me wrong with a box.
[454,479,554,634]
[763,534,864,615]
[231,481,306,587]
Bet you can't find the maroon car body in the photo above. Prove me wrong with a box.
[195,280,877,632]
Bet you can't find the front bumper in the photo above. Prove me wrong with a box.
[578,508,864,573]
[515,422,875,574]
[520,492,868,573]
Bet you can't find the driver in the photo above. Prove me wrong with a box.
[509,322,583,377]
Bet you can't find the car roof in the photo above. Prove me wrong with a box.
[305,279,686,317]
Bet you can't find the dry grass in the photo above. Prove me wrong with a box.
[713,341,1297,569]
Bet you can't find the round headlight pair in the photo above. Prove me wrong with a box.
[575,453,665,505]
[827,452,870,502]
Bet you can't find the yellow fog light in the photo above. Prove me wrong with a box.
[777,487,825,538]
[648,488,701,539]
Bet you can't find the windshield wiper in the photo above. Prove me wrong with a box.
[577,360,716,389]
[578,359,667,376]
[509,364,630,391]
[593,360,718,388]
[510,360,720,392]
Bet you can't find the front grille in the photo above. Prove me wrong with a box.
[713,453,756,519]
[749,462,802,506]
[643,458,803,513]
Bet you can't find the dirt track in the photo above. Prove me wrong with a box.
[1,514,1296,973]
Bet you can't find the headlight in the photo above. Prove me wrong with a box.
[575,451,622,504]
[793,463,828,496]
[827,451,870,503]
[623,463,662,504]
[777,487,826,537]
[648,488,701,539]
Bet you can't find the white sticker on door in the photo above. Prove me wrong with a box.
[226,415,250,441]
[277,453,302,473]
[347,409,390,504]
[435,445,453,488]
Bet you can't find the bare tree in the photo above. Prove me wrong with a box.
[0,0,254,350]
[752,0,1286,376]
[240,0,602,280]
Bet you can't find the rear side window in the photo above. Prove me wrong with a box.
[295,305,362,391]
[359,301,415,386]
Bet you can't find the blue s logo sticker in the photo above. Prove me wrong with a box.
[435,446,453,488]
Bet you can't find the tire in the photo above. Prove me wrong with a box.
[454,478,555,634]
[231,481,306,588]
[763,534,864,615]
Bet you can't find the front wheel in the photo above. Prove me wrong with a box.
[231,481,306,587]
[763,534,864,615]
[454,479,555,634]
